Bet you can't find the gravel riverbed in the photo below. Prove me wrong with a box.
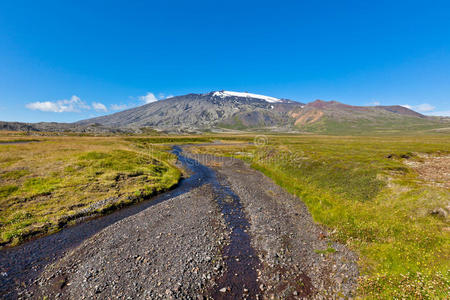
[32,184,228,299]
[2,146,358,299]
[183,150,359,299]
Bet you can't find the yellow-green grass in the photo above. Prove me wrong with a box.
[125,135,254,145]
[0,135,181,247]
[190,135,450,298]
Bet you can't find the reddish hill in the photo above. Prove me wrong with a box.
[287,100,441,133]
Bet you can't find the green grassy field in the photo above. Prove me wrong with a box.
[190,134,450,298]
[1,131,449,298]
[0,133,256,247]
[0,135,181,247]
[298,116,450,135]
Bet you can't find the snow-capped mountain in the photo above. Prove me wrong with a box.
[74,91,447,133]
[77,91,304,131]
[211,91,283,103]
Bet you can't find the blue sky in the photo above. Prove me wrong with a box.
[0,0,449,122]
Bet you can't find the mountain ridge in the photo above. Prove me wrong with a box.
[76,91,305,131]
[78,91,444,133]
[2,91,449,134]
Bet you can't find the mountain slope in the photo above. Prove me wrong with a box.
[289,100,448,134]
[4,91,447,134]
[77,92,448,134]
[77,91,304,131]
[0,121,134,134]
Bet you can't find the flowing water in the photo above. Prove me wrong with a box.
[0,146,260,299]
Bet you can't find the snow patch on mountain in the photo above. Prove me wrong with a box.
[212,91,282,103]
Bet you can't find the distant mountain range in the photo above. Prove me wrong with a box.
[2,91,449,134]
[76,91,304,132]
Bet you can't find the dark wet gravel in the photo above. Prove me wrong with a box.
[32,184,228,299]
[0,146,212,299]
[194,153,359,299]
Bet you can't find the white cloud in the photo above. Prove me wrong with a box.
[139,92,158,104]
[26,95,90,113]
[139,92,174,103]
[157,93,174,99]
[401,103,436,113]
[425,110,450,117]
[92,102,107,112]
[110,104,131,111]
[371,101,381,106]
[400,103,450,116]
[415,103,435,112]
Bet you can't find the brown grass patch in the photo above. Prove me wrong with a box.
[405,154,450,189]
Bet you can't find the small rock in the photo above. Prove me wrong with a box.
[94,285,102,294]
[219,287,227,293]
[431,208,448,218]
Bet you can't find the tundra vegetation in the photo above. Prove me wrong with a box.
[0,134,181,247]
[189,134,450,298]
[0,133,253,247]
[1,131,449,298]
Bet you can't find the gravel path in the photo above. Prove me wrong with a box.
[185,151,359,299]
[0,146,212,299]
[32,184,228,299]
[2,146,358,299]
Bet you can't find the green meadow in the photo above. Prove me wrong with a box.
[0,135,180,247]
[190,134,450,298]
[1,131,449,298]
